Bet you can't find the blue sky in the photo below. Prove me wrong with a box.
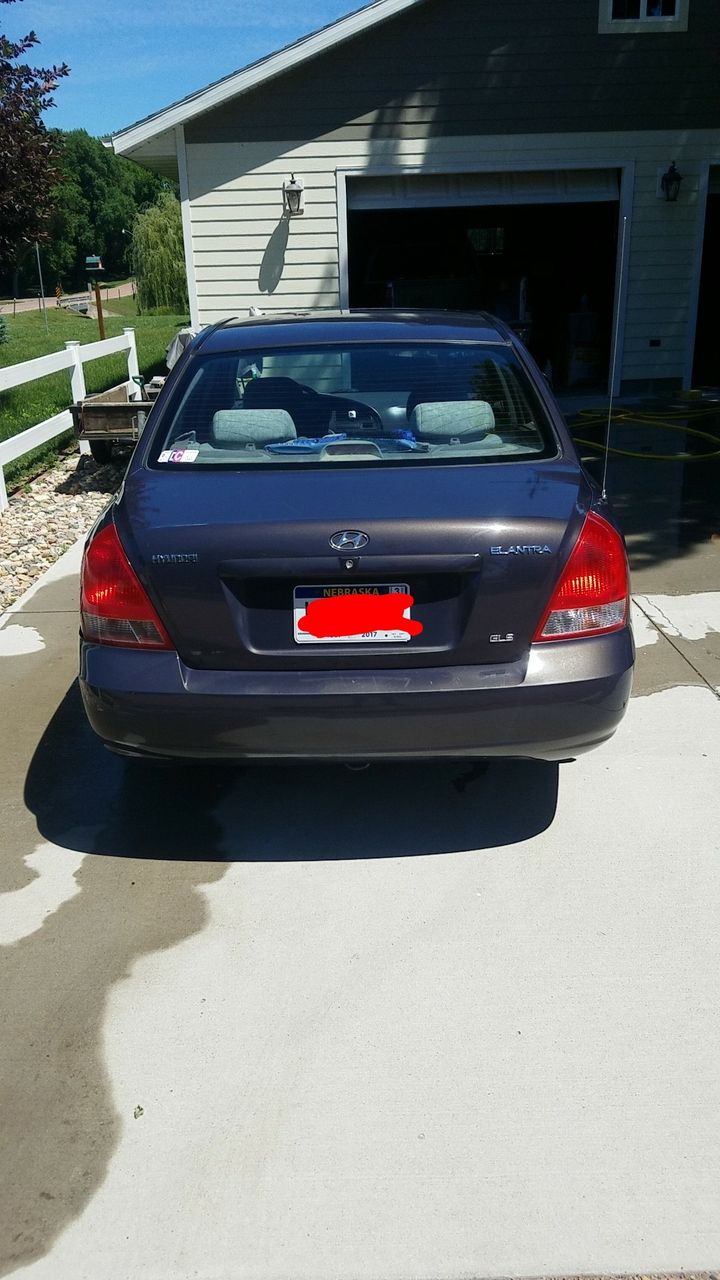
[5,0,358,136]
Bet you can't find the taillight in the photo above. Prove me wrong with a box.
[81,522,173,649]
[533,512,629,642]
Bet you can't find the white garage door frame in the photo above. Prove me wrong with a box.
[337,159,635,397]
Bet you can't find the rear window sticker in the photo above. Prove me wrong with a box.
[158,449,199,463]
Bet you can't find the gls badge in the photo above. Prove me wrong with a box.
[490,544,552,556]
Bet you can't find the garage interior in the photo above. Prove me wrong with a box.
[693,180,720,387]
[347,172,620,392]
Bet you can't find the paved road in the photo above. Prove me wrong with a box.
[0,282,134,316]
[1,542,720,1278]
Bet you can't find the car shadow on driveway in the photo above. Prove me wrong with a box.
[26,682,559,862]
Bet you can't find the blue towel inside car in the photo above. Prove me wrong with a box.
[267,430,422,454]
[266,433,348,453]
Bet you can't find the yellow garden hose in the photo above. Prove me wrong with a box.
[569,404,720,462]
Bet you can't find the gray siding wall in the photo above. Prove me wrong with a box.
[186,130,720,385]
[185,0,720,147]
[182,0,720,386]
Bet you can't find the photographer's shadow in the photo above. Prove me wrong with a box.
[26,682,559,862]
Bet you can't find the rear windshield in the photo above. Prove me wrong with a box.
[151,342,557,468]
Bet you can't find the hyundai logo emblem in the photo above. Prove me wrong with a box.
[329,530,369,551]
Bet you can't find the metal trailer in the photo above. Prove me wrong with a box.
[69,378,165,464]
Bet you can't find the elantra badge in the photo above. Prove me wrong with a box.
[490,545,552,556]
[330,530,369,551]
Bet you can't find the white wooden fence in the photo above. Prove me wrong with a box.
[0,327,140,513]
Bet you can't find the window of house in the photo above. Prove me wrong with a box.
[599,0,688,31]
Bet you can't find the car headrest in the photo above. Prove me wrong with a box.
[409,400,496,440]
[406,387,468,417]
[210,409,296,448]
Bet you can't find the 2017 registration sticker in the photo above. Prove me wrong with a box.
[293,584,421,644]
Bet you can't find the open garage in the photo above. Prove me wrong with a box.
[111,0,720,394]
[346,170,621,392]
[692,170,720,386]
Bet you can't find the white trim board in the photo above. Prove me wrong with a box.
[345,168,621,210]
[176,125,200,330]
[112,0,428,156]
[598,0,689,34]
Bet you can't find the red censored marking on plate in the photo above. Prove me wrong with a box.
[297,592,423,639]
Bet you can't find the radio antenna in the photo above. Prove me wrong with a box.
[602,213,629,500]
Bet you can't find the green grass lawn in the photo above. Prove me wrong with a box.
[102,295,142,319]
[0,303,188,487]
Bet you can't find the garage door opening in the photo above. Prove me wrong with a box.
[348,202,619,391]
[693,186,720,387]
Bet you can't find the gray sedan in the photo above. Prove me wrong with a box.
[79,310,634,762]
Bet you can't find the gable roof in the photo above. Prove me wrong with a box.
[112,0,427,157]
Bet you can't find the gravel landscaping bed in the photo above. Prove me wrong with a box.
[0,451,126,612]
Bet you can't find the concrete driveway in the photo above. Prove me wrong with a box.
[1,539,720,1279]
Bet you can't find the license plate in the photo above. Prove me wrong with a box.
[293,583,413,644]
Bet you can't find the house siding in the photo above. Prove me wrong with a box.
[184,0,720,146]
[186,129,720,386]
[181,0,720,389]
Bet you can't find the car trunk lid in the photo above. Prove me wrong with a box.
[118,460,590,670]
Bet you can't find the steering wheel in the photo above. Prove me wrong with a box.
[287,382,386,433]
[328,399,384,432]
[345,403,385,434]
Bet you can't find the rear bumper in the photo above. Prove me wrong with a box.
[79,629,634,763]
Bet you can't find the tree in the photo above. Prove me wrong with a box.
[0,0,68,269]
[43,130,167,289]
[131,191,188,313]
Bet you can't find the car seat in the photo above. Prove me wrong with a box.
[210,408,296,449]
[409,400,501,447]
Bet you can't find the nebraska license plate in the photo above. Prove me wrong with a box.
[293,583,414,644]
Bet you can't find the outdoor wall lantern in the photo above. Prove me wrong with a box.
[660,161,683,202]
[283,174,305,216]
